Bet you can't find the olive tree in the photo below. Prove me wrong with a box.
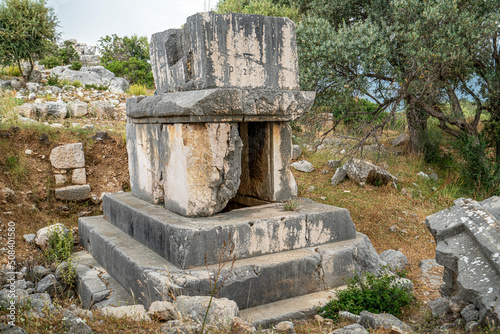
[0,0,59,81]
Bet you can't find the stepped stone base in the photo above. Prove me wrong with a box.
[79,193,381,315]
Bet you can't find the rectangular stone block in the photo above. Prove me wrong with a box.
[150,12,300,93]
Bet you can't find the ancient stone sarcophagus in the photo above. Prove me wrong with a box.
[126,12,315,217]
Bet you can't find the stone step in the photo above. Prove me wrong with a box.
[240,288,345,327]
[79,214,380,310]
[102,192,357,269]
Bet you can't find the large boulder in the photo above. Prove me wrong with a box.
[67,101,88,118]
[35,223,70,248]
[90,101,115,119]
[331,159,398,187]
[46,101,67,119]
[57,66,115,88]
[108,77,129,94]
[379,249,410,273]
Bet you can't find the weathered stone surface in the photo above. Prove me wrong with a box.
[231,317,256,333]
[147,301,178,321]
[55,174,68,186]
[101,305,151,321]
[55,185,91,201]
[379,249,410,273]
[15,104,37,119]
[127,122,243,217]
[91,101,114,119]
[72,168,87,185]
[173,296,239,324]
[338,311,361,322]
[275,321,295,334]
[25,293,55,316]
[151,12,299,93]
[392,133,409,147]
[291,160,314,173]
[160,320,201,334]
[418,259,444,301]
[50,143,85,169]
[35,223,70,248]
[59,66,115,87]
[1,187,15,202]
[109,77,129,94]
[359,311,412,332]
[36,274,60,296]
[429,297,451,318]
[0,79,11,89]
[67,101,89,118]
[0,324,27,333]
[426,197,500,326]
[32,265,50,278]
[332,324,368,334]
[74,263,110,309]
[342,159,398,187]
[63,311,93,334]
[461,305,479,323]
[23,233,36,243]
[331,167,347,186]
[292,145,302,160]
[328,160,342,169]
[127,88,314,123]
[46,101,68,119]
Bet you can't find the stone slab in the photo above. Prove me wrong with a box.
[79,214,379,310]
[126,89,315,123]
[150,12,300,93]
[55,185,91,201]
[102,192,357,269]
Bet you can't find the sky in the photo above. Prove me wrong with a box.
[46,0,217,46]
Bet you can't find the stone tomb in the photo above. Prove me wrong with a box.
[79,12,381,322]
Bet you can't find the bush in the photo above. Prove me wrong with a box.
[127,83,147,96]
[72,80,82,88]
[44,225,73,264]
[39,56,61,69]
[70,61,82,71]
[0,65,22,77]
[318,267,415,321]
[105,57,154,88]
[47,74,60,86]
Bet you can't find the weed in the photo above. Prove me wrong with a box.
[284,199,300,211]
[5,154,28,184]
[0,65,21,77]
[70,61,82,71]
[72,80,82,88]
[44,225,74,264]
[85,84,108,91]
[127,84,147,96]
[47,74,60,87]
[318,267,415,321]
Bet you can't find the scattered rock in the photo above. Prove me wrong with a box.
[50,143,85,169]
[379,249,410,273]
[1,188,15,202]
[231,317,256,333]
[275,321,295,334]
[392,133,410,147]
[26,293,55,316]
[160,319,201,334]
[359,311,412,332]
[332,324,368,334]
[23,234,36,243]
[328,160,342,169]
[291,160,314,173]
[0,324,27,333]
[35,223,70,248]
[461,305,479,323]
[63,311,93,334]
[67,101,89,118]
[147,301,178,321]
[101,305,151,321]
[109,77,129,94]
[429,173,439,182]
[173,296,238,325]
[46,101,68,119]
[92,131,111,141]
[449,296,467,314]
[429,297,451,318]
[32,265,50,278]
[307,186,316,192]
[292,145,302,160]
[389,225,399,233]
[331,167,347,186]
[338,310,361,322]
[55,185,91,201]
[418,259,444,302]
[72,168,87,185]
[36,274,60,296]
[91,101,115,119]
[417,171,430,181]
[465,321,480,333]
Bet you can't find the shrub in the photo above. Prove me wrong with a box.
[0,65,22,77]
[127,83,147,96]
[85,83,108,91]
[39,56,61,69]
[70,61,82,71]
[318,267,415,321]
[47,74,61,87]
[72,80,82,88]
[105,57,154,88]
[44,225,74,264]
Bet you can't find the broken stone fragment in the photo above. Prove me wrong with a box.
[331,159,398,187]
[55,185,91,201]
[50,143,85,169]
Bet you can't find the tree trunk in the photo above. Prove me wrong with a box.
[405,98,429,153]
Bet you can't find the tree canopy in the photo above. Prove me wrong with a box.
[0,0,59,80]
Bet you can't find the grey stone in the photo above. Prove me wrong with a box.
[100,305,151,321]
[63,312,93,334]
[342,159,398,187]
[429,297,451,318]
[0,288,28,309]
[291,160,314,173]
[160,320,201,334]
[0,79,11,89]
[429,173,439,182]
[10,78,21,90]
[26,292,55,316]
[359,311,412,332]
[23,233,36,243]
[147,301,178,321]
[46,85,63,94]
[461,305,479,323]
[292,145,302,160]
[126,88,314,123]
[331,167,347,186]
[15,103,37,119]
[36,274,60,296]
[174,295,239,324]
[150,12,299,94]
[0,324,27,333]
[67,101,89,118]
[1,187,15,201]
[332,324,368,334]
[379,249,410,273]
[275,321,295,334]
[465,321,480,333]
[35,223,70,248]
[417,171,430,180]
[392,133,409,147]
[108,77,129,94]
[72,168,87,185]
[338,311,361,322]
[46,101,67,119]
[26,82,39,92]
[50,143,85,169]
[59,66,114,87]
[55,185,91,201]
[90,101,114,119]
[32,265,50,278]
[74,263,110,309]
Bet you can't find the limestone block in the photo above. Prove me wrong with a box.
[50,143,85,169]
[127,122,243,217]
[67,101,88,118]
[72,168,86,185]
[54,174,67,186]
[108,77,129,94]
[238,122,297,202]
[55,185,91,201]
[46,101,68,119]
[150,12,299,93]
[100,305,151,321]
[91,101,114,119]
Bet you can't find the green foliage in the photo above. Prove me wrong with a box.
[70,61,82,71]
[283,199,300,211]
[4,154,28,183]
[57,40,79,65]
[0,65,21,77]
[127,83,147,96]
[44,225,73,264]
[46,73,60,86]
[39,55,61,69]
[84,83,108,91]
[71,80,82,88]
[216,0,301,22]
[458,135,500,198]
[105,57,154,88]
[318,267,415,321]
[0,0,59,80]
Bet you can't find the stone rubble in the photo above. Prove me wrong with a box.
[331,159,398,187]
